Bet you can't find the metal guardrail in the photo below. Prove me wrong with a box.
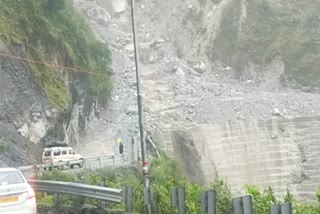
[19,152,134,179]
[173,187,293,214]
[28,180,123,203]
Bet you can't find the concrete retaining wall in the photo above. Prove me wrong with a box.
[164,116,320,201]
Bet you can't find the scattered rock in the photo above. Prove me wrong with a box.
[175,67,185,76]
[193,61,206,73]
[149,55,156,63]
[224,66,232,71]
[272,108,281,117]
[86,7,110,27]
[124,44,134,53]
[271,134,278,139]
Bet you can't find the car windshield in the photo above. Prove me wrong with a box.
[0,171,24,185]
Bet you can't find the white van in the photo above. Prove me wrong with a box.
[42,147,84,169]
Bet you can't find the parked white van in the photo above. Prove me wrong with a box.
[42,147,84,169]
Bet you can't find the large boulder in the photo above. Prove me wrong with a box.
[97,0,127,16]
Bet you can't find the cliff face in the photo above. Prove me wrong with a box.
[0,0,112,165]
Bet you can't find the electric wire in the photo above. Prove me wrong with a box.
[0,52,110,77]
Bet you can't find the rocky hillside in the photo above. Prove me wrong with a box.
[75,0,320,151]
[211,0,320,88]
[0,0,112,165]
[70,0,320,200]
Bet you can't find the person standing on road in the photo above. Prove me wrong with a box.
[119,142,124,154]
[116,137,123,154]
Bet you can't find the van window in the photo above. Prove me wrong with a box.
[68,149,75,155]
[44,151,51,157]
[53,150,61,156]
[62,150,67,155]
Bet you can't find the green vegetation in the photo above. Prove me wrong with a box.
[212,0,320,87]
[0,141,11,155]
[38,157,320,213]
[0,0,112,108]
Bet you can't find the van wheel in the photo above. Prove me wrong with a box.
[58,161,63,170]
[70,164,75,169]
[78,159,84,168]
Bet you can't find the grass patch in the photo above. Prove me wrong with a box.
[0,141,11,155]
[0,0,112,108]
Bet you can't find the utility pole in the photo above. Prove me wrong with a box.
[129,0,152,213]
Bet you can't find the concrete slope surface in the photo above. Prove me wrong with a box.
[73,0,320,200]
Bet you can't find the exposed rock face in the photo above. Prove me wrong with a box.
[0,122,41,167]
[0,40,49,164]
[0,35,100,164]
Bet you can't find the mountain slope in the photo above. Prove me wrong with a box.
[71,0,320,200]
[0,0,112,165]
[212,0,320,87]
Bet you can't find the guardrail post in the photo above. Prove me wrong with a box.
[100,182,106,209]
[54,193,60,207]
[233,195,253,214]
[171,187,186,214]
[233,197,243,214]
[76,180,85,206]
[178,187,186,214]
[242,195,254,214]
[208,190,217,214]
[83,159,87,169]
[200,190,217,214]
[171,187,178,208]
[113,155,116,165]
[270,202,292,214]
[123,186,133,212]
[200,191,207,213]
[270,205,281,214]
[281,203,292,214]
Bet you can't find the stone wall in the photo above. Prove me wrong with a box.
[166,116,320,201]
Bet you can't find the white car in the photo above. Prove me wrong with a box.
[0,168,36,214]
[42,146,84,169]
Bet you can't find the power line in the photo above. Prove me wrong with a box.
[0,52,110,77]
